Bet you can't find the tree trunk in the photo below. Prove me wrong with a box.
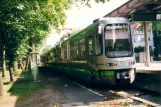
[9,66,15,82]
[25,56,30,71]
[2,45,6,77]
[19,60,25,71]
[23,60,26,70]
[13,61,18,72]
[0,76,5,96]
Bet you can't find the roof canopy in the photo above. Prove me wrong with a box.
[104,0,161,18]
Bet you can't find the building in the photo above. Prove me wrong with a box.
[132,30,154,52]
[132,28,154,62]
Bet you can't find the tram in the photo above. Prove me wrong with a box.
[41,17,136,85]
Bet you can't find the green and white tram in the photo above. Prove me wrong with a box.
[41,17,136,85]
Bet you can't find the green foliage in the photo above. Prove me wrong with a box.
[134,46,144,53]
[95,0,110,3]
[152,21,161,31]
[0,0,71,67]
[72,0,110,7]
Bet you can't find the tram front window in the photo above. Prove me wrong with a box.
[105,24,133,58]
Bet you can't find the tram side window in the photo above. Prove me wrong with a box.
[50,52,54,62]
[88,36,93,55]
[95,31,103,55]
[66,44,70,60]
[55,49,58,60]
[57,48,61,61]
[60,46,64,61]
[53,49,56,61]
[64,45,67,59]
[72,41,78,60]
[79,38,85,58]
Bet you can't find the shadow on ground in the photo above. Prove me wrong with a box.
[135,73,161,95]
[1,67,69,107]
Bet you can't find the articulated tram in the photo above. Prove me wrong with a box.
[41,17,136,85]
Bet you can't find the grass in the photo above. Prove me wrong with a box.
[9,80,43,98]
[1,70,43,100]
[8,71,43,98]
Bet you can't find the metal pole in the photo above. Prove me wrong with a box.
[143,22,150,67]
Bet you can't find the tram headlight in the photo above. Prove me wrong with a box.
[108,62,118,67]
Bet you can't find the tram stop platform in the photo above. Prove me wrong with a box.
[135,61,161,94]
[136,61,161,74]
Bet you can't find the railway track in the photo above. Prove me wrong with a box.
[69,77,161,107]
[92,85,161,107]
[40,68,161,107]
[63,74,161,106]
[107,90,160,107]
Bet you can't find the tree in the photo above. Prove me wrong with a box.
[0,76,5,96]
[152,21,161,60]
[0,0,71,82]
[72,0,110,7]
[2,45,6,77]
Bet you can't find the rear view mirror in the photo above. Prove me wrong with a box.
[98,25,102,34]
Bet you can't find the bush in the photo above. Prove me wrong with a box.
[134,46,144,53]
[159,54,161,60]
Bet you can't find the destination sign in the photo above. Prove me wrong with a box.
[132,12,161,21]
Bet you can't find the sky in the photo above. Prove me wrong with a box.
[41,0,129,52]
[65,0,129,28]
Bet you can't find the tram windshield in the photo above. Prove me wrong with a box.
[104,24,133,58]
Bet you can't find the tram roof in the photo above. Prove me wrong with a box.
[61,23,97,45]
[61,17,130,46]
[103,0,161,18]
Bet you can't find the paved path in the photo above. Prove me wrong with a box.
[52,78,105,104]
